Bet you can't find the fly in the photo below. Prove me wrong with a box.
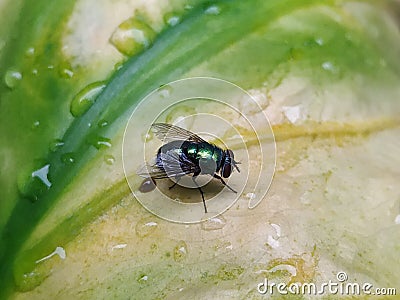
[138,123,240,213]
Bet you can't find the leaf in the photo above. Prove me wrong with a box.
[1,0,400,298]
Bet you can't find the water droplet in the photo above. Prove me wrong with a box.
[17,161,51,202]
[31,164,52,188]
[164,12,180,27]
[97,138,112,149]
[104,155,115,165]
[201,215,227,231]
[246,193,256,200]
[165,106,196,129]
[58,61,74,78]
[139,178,156,193]
[55,246,66,259]
[271,223,281,237]
[204,5,221,15]
[245,192,256,200]
[111,244,127,250]
[17,270,48,292]
[32,120,40,129]
[32,69,38,76]
[60,68,74,78]
[70,81,106,117]
[158,84,172,98]
[110,18,156,56]
[267,235,280,249]
[173,240,188,262]
[321,61,337,73]
[61,152,75,165]
[49,139,64,152]
[25,47,35,57]
[141,130,154,142]
[135,218,158,237]
[4,69,22,89]
[314,37,324,46]
[98,119,109,128]
[88,135,112,149]
[36,246,66,263]
[137,274,149,283]
[114,61,124,71]
[213,240,233,252]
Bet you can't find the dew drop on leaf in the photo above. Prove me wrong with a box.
[173,240,188,262]
[70,81,106,117]
[98,119,109,128]
[137,274,148,283]
[25,47,35,57]
[315,37,324,46]
[31,120,40,129]
[17,270,47,292]
[322,61,337,73]
[163,12,180,27]
[31,164,52,188]
[158,84,172,98]
[88,135,112,150]
[61,152,76,165]
[49,139,64,152]
[204,4,221,15]
[59,68,74,79]
[135,218,158,237]
[104,155,115,165]
[4,69,22,89]
[245,192,256,199]
[109,18,156,56]
[17,162,51,203]
[114,61,124,71]
[201,215,227,231]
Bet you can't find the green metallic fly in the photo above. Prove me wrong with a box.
[138,123,240,213]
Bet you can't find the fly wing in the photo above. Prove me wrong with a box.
[137,162,169,179]
[158,149,199,177]
[137,149,199,179]
[151,123,206,143]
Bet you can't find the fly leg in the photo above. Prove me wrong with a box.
[169,177,181,190]
[213,174,237,193]
[192,172,207,213]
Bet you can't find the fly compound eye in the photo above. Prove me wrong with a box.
[222,162,232,178]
